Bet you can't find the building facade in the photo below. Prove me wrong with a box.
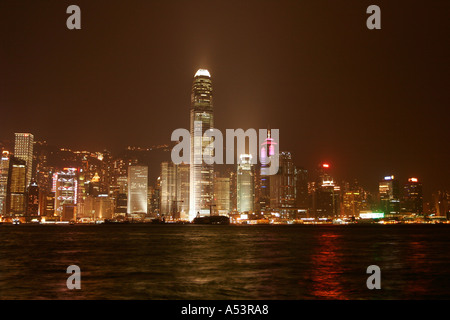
[127,165,148,218]
[237,154,254,213]
[14,133,34,187]
[189,69,214,220]
[379,175,400,217]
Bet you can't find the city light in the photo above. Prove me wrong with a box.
[194,69,211,78]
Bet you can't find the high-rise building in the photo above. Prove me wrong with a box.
[237,154,254,213]
[115,193,128,218]
[0,151,10,216]
[176,164,190,219]
[270,151,296,217]
[295,167,308,209]
[54,168,78,221]
[214,176,231,215]
[83,195,114,220]
[312,163,340,218]
[127,165,148,218]
[14,133,34,187]
[43,192,55,218]
[342,191,362,217]
[433,191,449,218]
[402,177,423,215]
[259,130,277,213]
[379,175,400,217]
[160,162,190,219]
[26,180,40,219]
[6,157,27,217]
[148,181,161,217]
[189,69,214,220]
[160,161,177,216]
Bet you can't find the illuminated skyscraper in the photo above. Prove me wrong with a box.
[54,168,78,221]
[295,167,308,210]
[176,164,190,219]
[214,176,231,215]
[6,157,27,217]
[379,175,400,217]
[160,161,176,216]
[0,151,10,215]
[342,191,362,217]
[160,162,189,220]
[433,191,449,218]
[402,177,423,215]
[26,180,39,219]
[127,165,148,218]
[259,130,277,213]
[312,163,340,218]
[14,133,34,187]
[237,154,254,213]
[189,69,214,220]
[269,151,296,217]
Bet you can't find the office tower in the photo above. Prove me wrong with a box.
[14,133,34,187]
[160,161,177,216]
[6,157,27,217]
[379,175,400,217]
[116,176,128,194]
[86,172,101,196]
[176,164,190,219]
[269,151,296,217]
[313,163,340,218]
[127,165,148,218]
[189,69,214,220]
[148,182,161,217]
[26,180,39,219]
[402,177,423,215]
[237,154,254,213]
[259,130,277,213]
[0,151,10,215]
[253,163,261,213]
[83,195,114,220]
[115,193,128,218]
[160,162,190,219]
[229,170,237,212]
[433,191,449,218]
[214,176,231,215]
[33,141,55,199]
[342,191,362,217]
[295,167,308,209]
[43,192,55,217]
[54,168,78,221]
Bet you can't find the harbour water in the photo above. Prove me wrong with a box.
[0,224,449,300]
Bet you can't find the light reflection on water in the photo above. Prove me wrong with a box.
[0,224,449,300]
[309,232,346,299]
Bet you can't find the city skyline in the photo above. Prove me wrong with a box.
[0,126,447,223]
[1,0,450,304]
[1,1,448,197]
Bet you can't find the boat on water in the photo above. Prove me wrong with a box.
[103,219,130,224]
[150,217,166,224]
[193,215,230,225]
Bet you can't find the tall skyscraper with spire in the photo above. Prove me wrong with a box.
[259,130,277,213]
[189,69,214,220]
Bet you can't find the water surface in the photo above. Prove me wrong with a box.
[1,224,449,299]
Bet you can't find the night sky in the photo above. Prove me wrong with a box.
[0,0,449,195]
